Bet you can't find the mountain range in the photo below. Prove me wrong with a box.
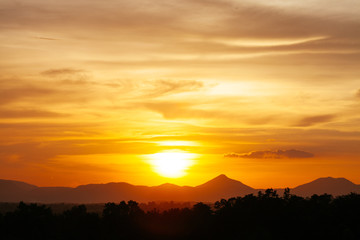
[1,175,360,203]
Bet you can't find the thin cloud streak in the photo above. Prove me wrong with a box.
[41,68,85,76]
[33,37,59,41]
[0,109,69,118]
[224,149,314,159]
[295,115,336,127]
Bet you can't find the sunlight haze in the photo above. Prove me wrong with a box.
[0,0,360,188]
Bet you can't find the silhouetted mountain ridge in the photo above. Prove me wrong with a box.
[292,176,360,196]
[0,179,37,202]
[1,175,359,203]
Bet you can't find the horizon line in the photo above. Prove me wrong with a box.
[1,175,358,189]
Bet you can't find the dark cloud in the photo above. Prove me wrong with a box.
[295,114,336,127]
[224,149,314,159]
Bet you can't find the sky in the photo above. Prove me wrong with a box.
[0,0,360,188]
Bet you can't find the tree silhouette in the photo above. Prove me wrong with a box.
[283,187,291,199]
[61,205,100,240]
[1,191,360,239]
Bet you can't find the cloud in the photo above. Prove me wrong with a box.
[33,37,59,41]
[0,109,68,118]
[0,138,159,164]
[142,99,284,126]
[144,101,229,120]
[41,70,204,96]
[2,0,359,53]
[41,69,125,88]
[146,79,204,97]
[0,75,116,107]
[0,122,104,144]
[0,84,57,105]
[1,0,359,89]
[224,149,314,159]
[356,89,360,98]
[295,114,336,127]
[41,68,85,77]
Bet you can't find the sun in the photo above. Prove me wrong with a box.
[149,151,196,178]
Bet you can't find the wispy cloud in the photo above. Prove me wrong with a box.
[0,138,158,164]
[295,114,336,127]
[0,84,57,105]
[0,108,68,118]
[224,149,314,159]
[41,68,84,76]
[33,37,59,41]
[202,36,329,47]
[145,80,204,97]
[356,89,360,99]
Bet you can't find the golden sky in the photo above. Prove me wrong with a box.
[1,0,360,188]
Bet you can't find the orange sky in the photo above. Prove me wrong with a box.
[1,0,360,188]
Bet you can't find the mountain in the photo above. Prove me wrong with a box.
[193,174,256,201]
[292,177,360,197]
[0,175,359,203]
[0,175,255,203]
[0,179,37,202]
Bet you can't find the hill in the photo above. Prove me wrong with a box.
[0,179,37,202]
[292,177,360,197]
[1,175,359,203]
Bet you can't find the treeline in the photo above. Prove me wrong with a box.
[0,201,194,215]
[1,189,360,240]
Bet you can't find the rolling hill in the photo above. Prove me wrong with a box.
[0,175,359,203]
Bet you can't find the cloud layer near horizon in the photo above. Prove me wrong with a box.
[224,150,314,159]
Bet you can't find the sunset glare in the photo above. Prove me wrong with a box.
[0,0,360,189]
[149,151,196,178]
[2,1,360,239]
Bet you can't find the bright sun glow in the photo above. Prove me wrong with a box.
[149,151,196,178]
[156,141,199,146]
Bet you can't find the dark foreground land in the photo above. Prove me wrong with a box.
[1,189,360,240]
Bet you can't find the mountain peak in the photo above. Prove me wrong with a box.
[214,174,230,180]
[313,177,355,185]
[293,176,360,197]
[198,174,253,190]
[200,174,234,186]
[207,174,243,184]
